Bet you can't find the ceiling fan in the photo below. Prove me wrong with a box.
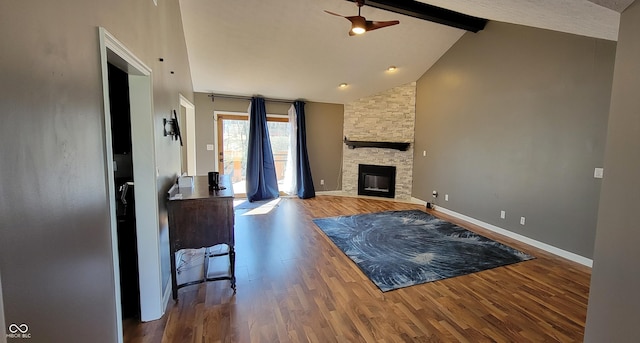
[325,0,400,36]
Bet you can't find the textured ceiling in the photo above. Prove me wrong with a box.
[179,0,630,104]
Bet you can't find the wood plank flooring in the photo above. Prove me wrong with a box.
[124,196,591,342]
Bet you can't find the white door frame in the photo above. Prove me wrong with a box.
[180,94,197,175]
[99,27,164,339]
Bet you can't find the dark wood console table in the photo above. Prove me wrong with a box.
[167,175,235,300]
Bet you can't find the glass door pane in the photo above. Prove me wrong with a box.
[218,115,249,195]
[267,120,290,191]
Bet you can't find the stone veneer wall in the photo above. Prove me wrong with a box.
[343,82,416,200]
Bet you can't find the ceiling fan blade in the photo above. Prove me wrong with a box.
[325,10,362,29]
[366,20,400,31]
[345,16,364,23]
[324,10,346,17]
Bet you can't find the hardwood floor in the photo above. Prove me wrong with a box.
[124,196,591,342]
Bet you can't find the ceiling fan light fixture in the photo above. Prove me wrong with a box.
[351,17,366,35]
[351,26,366,35]
[325,1,399,37]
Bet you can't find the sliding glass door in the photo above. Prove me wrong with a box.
[217,114,289,196]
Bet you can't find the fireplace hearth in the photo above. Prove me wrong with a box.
[358,164,396,198]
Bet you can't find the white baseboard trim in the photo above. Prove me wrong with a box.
[162,280,171,316]
[411,197,427,206]
[316,190,347,196]
[433,205,593,268]
[316,191,426,205]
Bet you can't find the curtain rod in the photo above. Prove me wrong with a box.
[208,93,298,104]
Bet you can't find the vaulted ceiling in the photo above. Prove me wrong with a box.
[179,0,633,104]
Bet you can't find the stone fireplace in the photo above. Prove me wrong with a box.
[342,82,416,200]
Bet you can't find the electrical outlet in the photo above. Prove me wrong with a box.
[520,217,526,225]
[320,179,325,185]
[500,210,505,219]
[432,190,438,198]
[445,194,449,201]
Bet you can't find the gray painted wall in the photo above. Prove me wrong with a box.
[585,1,640,340]
[193,93,344,191]
[304,102,345,192]
[412,21,616,258]
[0,0,192,342]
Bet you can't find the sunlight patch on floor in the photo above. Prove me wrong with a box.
[238,198,282,216]
[233,199,248,207]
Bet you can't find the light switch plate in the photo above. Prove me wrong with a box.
[594,168,604,179]
[206,144,214,151]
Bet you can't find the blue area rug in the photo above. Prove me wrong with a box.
[313,210,534,292]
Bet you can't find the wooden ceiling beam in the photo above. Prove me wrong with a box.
[346,0,488,33]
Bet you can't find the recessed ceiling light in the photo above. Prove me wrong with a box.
[339,83,348,88]
[387,66,397,72]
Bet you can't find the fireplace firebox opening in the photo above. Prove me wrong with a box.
[358,164,396,198]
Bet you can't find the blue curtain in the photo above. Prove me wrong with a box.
[246,97,279,202]
[293,101,315,199]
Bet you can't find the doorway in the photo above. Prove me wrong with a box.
[216,113,290,195]
[179,95,196,176]
[108,62,140,320]
[99,27,164,342]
